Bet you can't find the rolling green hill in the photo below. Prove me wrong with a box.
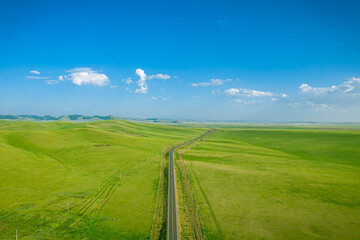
[0,120,204,239]
[1,120,360,239]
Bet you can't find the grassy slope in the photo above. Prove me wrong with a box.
[0,120,204,239]
[183,128,360,240]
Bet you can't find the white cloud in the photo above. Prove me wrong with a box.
[192,78,232,87]
[147,73,170,80]
[299,77,360,96]
[289,102,303,109]
[225,88,290,106]
[66,67,109,86]
[25,76,49,79]
[135,68,148,93]
[135,68,170,94]
[110,85,118,88]
[126,78,133,84]
[151,96,158,100]
[162,97,170,101]
[211,89,221,94]
[225,88,274,97]
[299,83,312,93]
[46,80,59,84]
[299,83,337,95]
[235,99,263,105]
[306,102,333,111]
[290,101,336,112]
[46,75,65,85]
[30,70,40,75]
[297,77,360,111]
[342,77,360,93]
[29,67,110,86]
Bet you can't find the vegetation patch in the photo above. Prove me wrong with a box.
[0,119,204,239]
[183,127,360,239]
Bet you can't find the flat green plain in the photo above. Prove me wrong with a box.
[0,120,204,239]
[183,128,360,239]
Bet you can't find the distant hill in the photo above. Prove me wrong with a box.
[0,114,188,124]
[0,115,120,122]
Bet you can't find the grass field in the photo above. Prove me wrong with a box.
[1,120,360,240]
[182,127,360,239]
[174,130,216,240]
[0,120,204,239]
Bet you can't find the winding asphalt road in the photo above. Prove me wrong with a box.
[167,129,214,240]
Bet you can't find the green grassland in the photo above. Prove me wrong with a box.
[182,128,360,239]
[0,120,204,239]
[174,130,216,240]
[2,119,360,240]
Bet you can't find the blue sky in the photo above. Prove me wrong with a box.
[1,0,360,121]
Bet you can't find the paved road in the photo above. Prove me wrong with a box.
[168,129,214,240]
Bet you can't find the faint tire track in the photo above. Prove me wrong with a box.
[77,158,154,216]
[189,161,223,237]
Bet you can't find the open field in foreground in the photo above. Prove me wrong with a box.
[182,128,360,239]
[0,120,204,239]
